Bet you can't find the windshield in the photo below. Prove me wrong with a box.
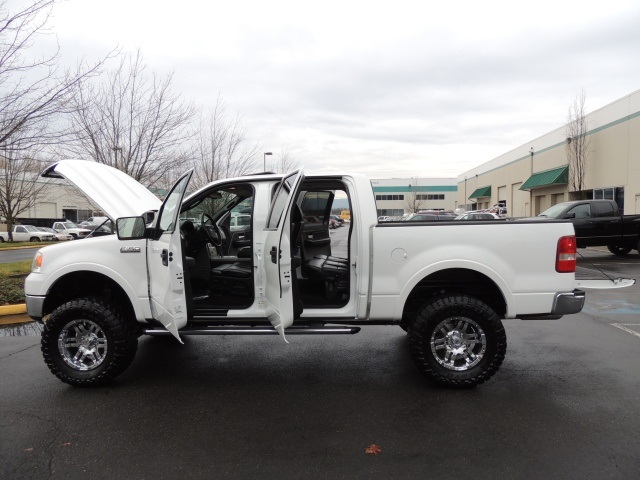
[62,222,79,228]
[538,203,569,218]
[24,226,39,232]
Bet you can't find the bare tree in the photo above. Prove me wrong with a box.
[0,0,107,153]
[0,144,49,240]
[566,89,591,200]
[267,147,299,173]
[63,50,196,188]
[190,96,260,190]
[403,190,426,214]
[0,0,107,239]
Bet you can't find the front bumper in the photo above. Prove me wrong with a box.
[25,295,45,321]
[517,289,585,320]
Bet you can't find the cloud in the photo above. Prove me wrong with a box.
[45,0,640,178]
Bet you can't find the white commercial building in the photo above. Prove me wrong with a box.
[371,177,458,217]
[457,89,640,217]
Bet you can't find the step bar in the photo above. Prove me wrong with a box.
[143,325,361,336]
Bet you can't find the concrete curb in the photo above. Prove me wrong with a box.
[0,245,42,251]
[0,304,27,316]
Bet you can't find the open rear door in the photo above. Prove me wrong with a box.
[262,170,305,341]
[147,170,193,342]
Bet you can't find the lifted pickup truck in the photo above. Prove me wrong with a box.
[24,161,632,389]
[537,200,640,255]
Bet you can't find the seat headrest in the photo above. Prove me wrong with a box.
[181,220,195,233]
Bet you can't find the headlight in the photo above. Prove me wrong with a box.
[32,251,43,273]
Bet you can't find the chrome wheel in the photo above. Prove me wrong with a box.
[57,319,108,371]
[430,317,486,371]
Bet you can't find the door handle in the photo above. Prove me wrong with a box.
[270,246,280,264]
[161,249,173,266]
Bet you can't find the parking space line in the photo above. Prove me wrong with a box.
[611,323,640,338]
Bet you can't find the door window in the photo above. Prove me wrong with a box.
[567,204,591,219]
[267,172,298,229]
[594,202,615,217]
[156,173,192,235]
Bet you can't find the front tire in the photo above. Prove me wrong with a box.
[408,295,506,388]
[608,245,631,256]
[41,298,138,387]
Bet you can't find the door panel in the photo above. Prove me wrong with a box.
[262,170,305,340]
[147,170,193,341]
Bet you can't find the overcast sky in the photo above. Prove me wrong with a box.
[42,0,640,178]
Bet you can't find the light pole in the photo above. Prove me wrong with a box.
[263,152,272,171]
[112,146,123,164]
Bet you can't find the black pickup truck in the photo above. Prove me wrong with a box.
[537,199,640,255]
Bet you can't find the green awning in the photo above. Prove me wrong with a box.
[520,165,568,191]
[468,186,491,199]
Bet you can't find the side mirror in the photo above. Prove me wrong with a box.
[564,212,576,219]
[117,217,146,240]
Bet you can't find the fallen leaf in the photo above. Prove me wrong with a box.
[59,442,71,447]
[365,444,382,455]
[24,448,33,452]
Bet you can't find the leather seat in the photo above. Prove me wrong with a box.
[306,255,349,299]
[212,263,251,278]
[313,255,349,265]
[307,257,348,278]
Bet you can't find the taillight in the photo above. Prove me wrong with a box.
[556,236,577,273]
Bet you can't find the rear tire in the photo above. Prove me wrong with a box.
[30,237,39,242]
[608,245,631,256]
[41,298,138,387]
[408,295,506,388]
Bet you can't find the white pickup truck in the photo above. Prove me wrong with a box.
[0,225,56,242]
[51,221,92,239]
[24,160,632,388]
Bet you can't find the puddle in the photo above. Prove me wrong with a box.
[0,321,43,337]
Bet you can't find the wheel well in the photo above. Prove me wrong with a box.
[42,271,136,323]
[401,268,506,325]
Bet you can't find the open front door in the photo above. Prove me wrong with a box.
[262,170,305,341]
[147,170,193,341]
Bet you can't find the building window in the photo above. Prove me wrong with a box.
[415,194,445,201]
[375,194,405,201]
[592,186,624,213]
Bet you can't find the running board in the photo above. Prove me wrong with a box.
[143,326,361,336]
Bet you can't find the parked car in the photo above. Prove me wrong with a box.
[535,199,640,255]
[330,215,344,225]
[455,212,502,221]
[52,221,92,239]
[78,222,113,237]
[0,225,56,242]
[377,216,391,222]
[329,218,340,229]
[230,214,251,232]
[404,213,456,221]
[36,227,74,241]
[86,216,109,225]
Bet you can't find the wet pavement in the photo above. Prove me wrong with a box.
[0,318,42,337]
[1,246,639,479]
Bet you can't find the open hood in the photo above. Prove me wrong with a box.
[42,160,162,219]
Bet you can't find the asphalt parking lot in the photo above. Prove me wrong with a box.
[1,246,640,479]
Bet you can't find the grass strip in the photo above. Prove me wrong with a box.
[0,241,49,250]
[0,261,31,305]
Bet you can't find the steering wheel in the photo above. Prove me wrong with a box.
[201,213,223,247]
